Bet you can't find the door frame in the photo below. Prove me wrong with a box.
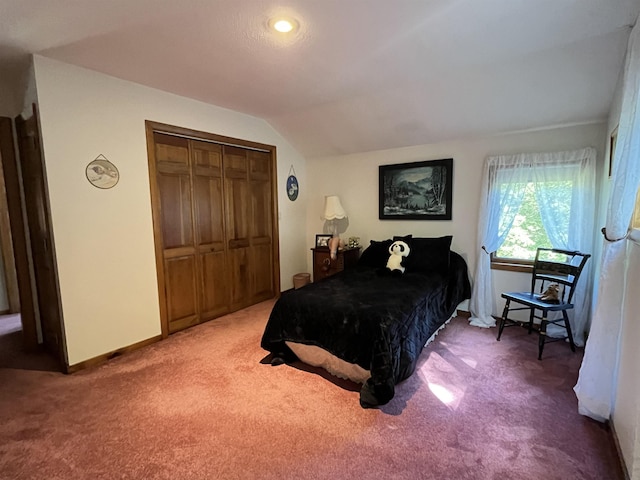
[0,116,39,350]
[0,119,20,314]
[145,120,281,338]
[14,105,67,370]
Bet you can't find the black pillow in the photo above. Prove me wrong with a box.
[404,236,453,274]
[393,234,412,243]
[357,239,392,268]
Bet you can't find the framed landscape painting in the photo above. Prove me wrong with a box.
[379,158,453,220]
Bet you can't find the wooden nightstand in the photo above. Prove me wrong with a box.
[312,247,360,282]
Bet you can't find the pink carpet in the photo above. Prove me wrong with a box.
[0,301,623,479]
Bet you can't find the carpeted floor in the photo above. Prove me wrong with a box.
[0,301,623,480]
[0,314,59,373]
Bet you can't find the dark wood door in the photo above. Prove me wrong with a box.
[223,146,252,311]
[0,117,38,351]
[153,133,199,334]
[153,134,233,334]
[147,122,279,336]
[15,109,66,368]
[192,141,228,320]
[0,126,20,315]
[223,147,275,309]
[248,150,275,303]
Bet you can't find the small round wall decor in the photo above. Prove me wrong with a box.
[86,154,119,189]
[286,165,299,201]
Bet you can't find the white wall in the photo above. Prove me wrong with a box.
[607,59,640,477]
[307,123,607,316]
[32,55,307,366]
[614,240,640,477]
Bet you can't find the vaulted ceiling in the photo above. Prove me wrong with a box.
[1,0,638,158]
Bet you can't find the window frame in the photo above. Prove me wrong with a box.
[490,252,533,272]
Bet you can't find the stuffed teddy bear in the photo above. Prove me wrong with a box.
[386,240,411,273]
[539,283,560,303]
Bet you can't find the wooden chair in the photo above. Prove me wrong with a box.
[496,248,591,360]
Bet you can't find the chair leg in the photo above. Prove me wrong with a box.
[563,311,576,353]
[527,308,535,334]
[538,315,547,360]
[497,299,511,341]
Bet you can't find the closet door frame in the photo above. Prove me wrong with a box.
[145,121,280,338]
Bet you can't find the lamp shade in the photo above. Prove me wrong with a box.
[323,195,347,220]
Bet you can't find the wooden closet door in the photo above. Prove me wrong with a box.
[154,133,199,333]
[248,150,275,303]
[223,146,252,311]
[147,121,280,336]
[191,141,228,319]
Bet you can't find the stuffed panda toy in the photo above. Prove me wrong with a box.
[386,240,410,274]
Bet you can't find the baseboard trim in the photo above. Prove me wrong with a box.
[610,419,630,480]
[67,335,163,373]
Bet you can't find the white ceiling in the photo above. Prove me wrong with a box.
[1,0,638,158]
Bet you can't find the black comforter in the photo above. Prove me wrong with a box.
[261,251,471,408]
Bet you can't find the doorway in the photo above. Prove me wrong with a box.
[0,110,66,372]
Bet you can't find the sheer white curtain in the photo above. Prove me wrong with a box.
[533,148,596,345]
[469,155,528,327]
[574,21,640,427]
[469,149,596,331]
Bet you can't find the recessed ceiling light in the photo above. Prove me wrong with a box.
[274,20,293,32]
[270,17,298,33]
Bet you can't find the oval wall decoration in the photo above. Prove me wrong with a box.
[286,165,299,201]
[86,154,119,189]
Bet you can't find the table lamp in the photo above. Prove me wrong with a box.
[323,195,347,260]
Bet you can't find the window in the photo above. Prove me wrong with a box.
[471,147,595,327]
[493,178,576,266]
[494,182,567,262]
[487,152,595,272]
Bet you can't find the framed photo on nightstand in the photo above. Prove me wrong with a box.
[315,234,332,248]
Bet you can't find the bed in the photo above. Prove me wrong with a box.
[260,235,471,408]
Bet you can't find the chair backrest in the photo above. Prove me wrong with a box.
[530,248,591,304]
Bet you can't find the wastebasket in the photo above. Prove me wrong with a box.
[293,273,311,289]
